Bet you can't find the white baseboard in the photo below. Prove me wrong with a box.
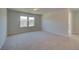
[43,31,68,37]
[52,32,68,37]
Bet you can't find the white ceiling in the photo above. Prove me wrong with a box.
[8,8,65,15]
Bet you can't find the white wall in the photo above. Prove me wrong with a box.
[42,9,68,36]
[0,8,7,49]
[72,11,79,34]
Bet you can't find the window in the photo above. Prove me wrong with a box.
[29,17,35,27]
[20,16,35,28]
[20,16,27,27]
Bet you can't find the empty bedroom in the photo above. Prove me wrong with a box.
[0,8,79,50]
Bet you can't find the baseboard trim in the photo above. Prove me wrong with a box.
[43,31,68,37]
[53,33,68,37]
[8,30,42,36]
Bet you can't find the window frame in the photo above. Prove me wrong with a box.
[29,17,35,27]
[19,16,35,28]
[20,16,28,28]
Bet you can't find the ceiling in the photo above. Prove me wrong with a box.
[8,8,65,15]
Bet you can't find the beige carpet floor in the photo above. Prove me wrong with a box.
[2,31,79,50]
